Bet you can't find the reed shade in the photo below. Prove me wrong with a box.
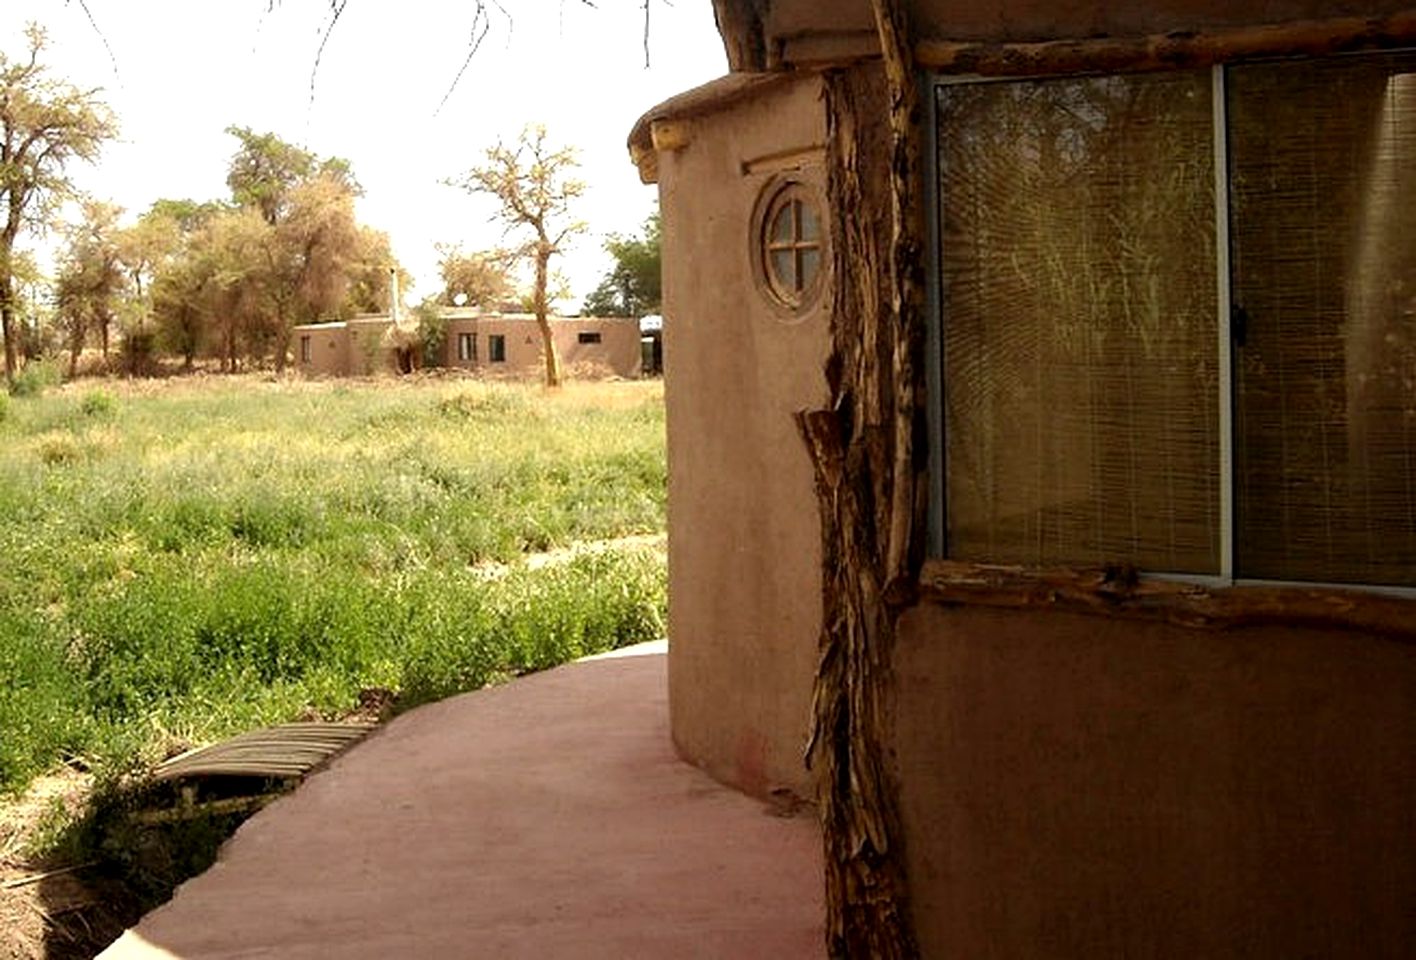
[938,72,1221,573]
[1229,53,1416,586]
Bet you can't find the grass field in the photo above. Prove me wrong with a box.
[0,373,667,797]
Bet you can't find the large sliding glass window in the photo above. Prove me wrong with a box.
[1229,54,1416,585]
[937,51,1416,588]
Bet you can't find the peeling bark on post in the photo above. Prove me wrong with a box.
[797,0,927,955]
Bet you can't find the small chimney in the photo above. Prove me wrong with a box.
[389,267,400,324]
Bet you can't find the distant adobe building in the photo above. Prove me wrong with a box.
[292,314,413,377]
[440,309,643,380]
[293,308,643,380]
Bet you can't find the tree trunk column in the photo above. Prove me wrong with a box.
[799,0,927,955]
[1,274,16,381]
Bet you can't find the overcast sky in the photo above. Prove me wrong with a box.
[0,1,727,308]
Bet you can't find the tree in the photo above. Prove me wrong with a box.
[260,173,362,369]
[451,124,586,387]
[52,199,126,373]
[583,211,661,317]
[342,226,409,317]
[435,244,515,309]
[148,199,222,370]
[224,125,359,227]
[225,129,365,370]
[116,204,182,312]
[0,24,117,382]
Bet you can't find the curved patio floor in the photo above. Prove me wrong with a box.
[100,641,823,959]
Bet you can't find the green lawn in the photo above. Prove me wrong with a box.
[0,374,667,794]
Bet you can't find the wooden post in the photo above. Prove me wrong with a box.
[798,0,927,955]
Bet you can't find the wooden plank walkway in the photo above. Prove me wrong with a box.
[153,723,376,782]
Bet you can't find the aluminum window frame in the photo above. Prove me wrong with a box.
[927,56,1416,597]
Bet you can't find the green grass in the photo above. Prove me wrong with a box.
[0,375,667,795]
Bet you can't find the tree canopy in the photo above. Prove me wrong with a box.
[435,244,515,309]
[583,212,660,318]
[0,23,117,381]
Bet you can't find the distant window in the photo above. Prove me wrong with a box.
[457,332,477,362]
[578,331,602,344]
[489,334,506,363]
[300,335,311,364]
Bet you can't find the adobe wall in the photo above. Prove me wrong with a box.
[293,326,349,377]
[346,319,394,376]
[656,74,831,798]
[443,318,641,380]
[766,0,1416,46]
[894,604,1416,957]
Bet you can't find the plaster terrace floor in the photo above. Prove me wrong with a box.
[99,641,823,959]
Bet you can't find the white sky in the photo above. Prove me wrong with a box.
[0,1,727,308]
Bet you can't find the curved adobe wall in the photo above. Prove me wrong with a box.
[656,75,831,799]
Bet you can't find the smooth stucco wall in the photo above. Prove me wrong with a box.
[767,0,1416,44]
[346,319,394,376]
[294,326,348,377]
[443,318,642,380]
[658,75,830,798]
[895,604,1416,957]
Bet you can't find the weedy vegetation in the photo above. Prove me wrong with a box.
[0,375,667,799]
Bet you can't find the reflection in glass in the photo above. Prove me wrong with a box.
[764,190,823,306]
[1230,53,1416,585]
[771,250,797,292]
[940,71,1220,572]
[770,203,795,244]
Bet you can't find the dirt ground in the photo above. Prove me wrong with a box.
[0,772,141,960]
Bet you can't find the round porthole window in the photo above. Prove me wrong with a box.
[754,180,826,315]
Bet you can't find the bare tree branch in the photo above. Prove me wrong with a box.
[64,0,121,82]
[308,0,350,104]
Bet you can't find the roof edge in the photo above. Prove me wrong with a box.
[627,71,804,184]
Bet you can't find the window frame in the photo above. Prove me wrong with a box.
[456,331,477,362]
[489,334,507,363]
[578,331,603,344]
[927,56,1416,598]
[751,176,828,318]
[299,335,311,364]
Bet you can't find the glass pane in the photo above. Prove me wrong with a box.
[800,202,821,242]
[770,249,797,295]
[1230,52,1416,585]
[770,202,795,244]
[799,247,821,290]
[940,71,1220,573]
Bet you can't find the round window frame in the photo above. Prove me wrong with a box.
[751,177,828,320]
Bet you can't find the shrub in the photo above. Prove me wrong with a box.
[38,432,82,466]
[9,357,63,397]
[81,390,118,419]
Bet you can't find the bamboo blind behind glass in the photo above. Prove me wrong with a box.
[939,72,1221,573]
[1229,53,1416,586]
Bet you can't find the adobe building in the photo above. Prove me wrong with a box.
[636,1,1416,955]
[292,315,413,377]
[441,310,643,380]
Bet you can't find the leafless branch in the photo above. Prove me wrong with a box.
[434,0,505,118]
[64,0,121,82]
[308,0,350,103]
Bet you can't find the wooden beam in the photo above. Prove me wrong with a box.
[920,559,1416,643]
[917,11,1416,75]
